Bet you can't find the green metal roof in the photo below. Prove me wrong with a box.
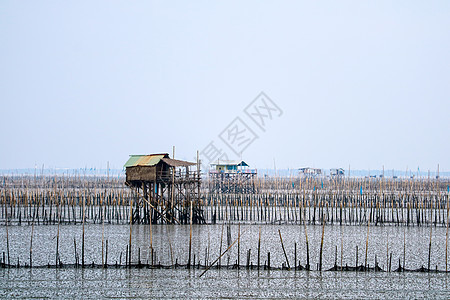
[124,154,168,168]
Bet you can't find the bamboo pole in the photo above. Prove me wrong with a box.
[428,204,433,270]
[56,194,61,267]
[29,220,34,268]
[188,182,193,268]
[365,219,370,269]
[199,228,246,277]
[128,188,134,267]
[237,223,240,268]
[257,226,261,270]
[219,223,224,267]
[278,229,290,269]
[6,203,10,267]
[446,196,449,272]
[304,210,310,270]
[82,189,85,267]
[319,212,325,271]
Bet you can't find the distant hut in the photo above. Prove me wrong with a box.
[124,153,204,224]
[299,167,323,178]
[330,168,345,177]
[211,160,249,173]
[209,160,257,193]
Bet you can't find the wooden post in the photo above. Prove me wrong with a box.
[199,227,245,277]
[188,169,194,268]
[335,245,337,268]
[403,226,406,271]
[428,212,433,270]
[389,252,392,272]
[6,216,9,267]
[105,239,108,267]
[340,227,343,271]
[278,229,290,269]
[167,226,174,267]
[319,213,325,271]
[386,230,389,272]
[171,165,175,224]
[82,190,85,267]
[128,188,134,267]
[102,203,105,268]
[365,219,370,269]
[257,226,261,270]
[29,220,34,268]
[73,237,77,266]
[150,184,153,266]
[56,197,60,267]
[446,197,449,272]
[304,218,310,270]
[294,242,297,270]
[237,224,240,268]
[219,223,224,267]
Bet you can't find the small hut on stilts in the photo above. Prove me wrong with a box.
[124,153,204,224]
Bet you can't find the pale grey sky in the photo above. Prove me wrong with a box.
[1,1,449,172]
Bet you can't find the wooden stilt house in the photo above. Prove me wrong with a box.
[124,153,204,224]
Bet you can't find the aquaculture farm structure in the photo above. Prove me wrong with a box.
[299,167,323,178]
[208,160,257,193]
[330,168,345,177]
[124,153,204,224]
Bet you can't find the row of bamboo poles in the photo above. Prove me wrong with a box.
[1,221,448,274]
[1,174,449,272]
[1,175,449,226]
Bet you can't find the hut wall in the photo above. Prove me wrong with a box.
[126,166,156,182]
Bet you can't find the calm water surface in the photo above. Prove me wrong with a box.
[1,223,450,298]
[1,268,449,299]
[1,224,448,270]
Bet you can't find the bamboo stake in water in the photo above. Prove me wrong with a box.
[82,190,85,267]
[188,189,193,268]
[105,239,108,267]
[386,230,389,272]
[278,229,290,269]
[294,242,297,270]
[403,226,406,271]
[6,205,10,267]
[219,223,224,267]
[304,217,310,270]
[149,184,153,266]
[73,237,77,266]
[319,212,325,271]
[428,210,433,270]
[446,197,449,272]
[237,224,240,267]
[166,225,174,267]
[199,228,246,278]
[257,226,261,270]
[128,189,134,266]
[56,196,61,267]
[102,210,105,268]
[340,226,343,271]
[365,219,370,269]
[29,220,34,268]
